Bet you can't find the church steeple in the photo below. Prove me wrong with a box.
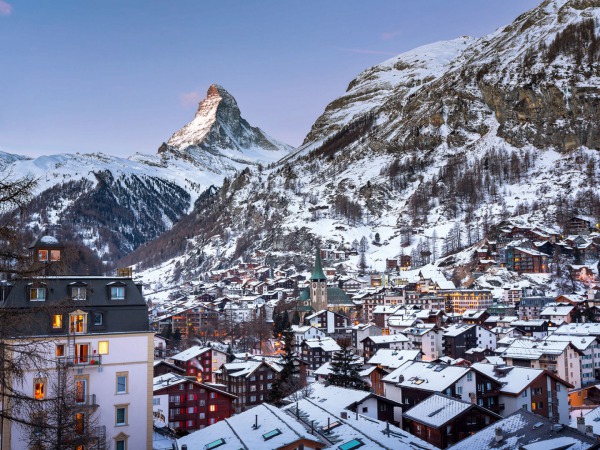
[311,248,326,281]
[310,248,327,312]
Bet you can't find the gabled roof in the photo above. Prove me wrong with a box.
[153,373,236,398]
[367,349,422,369]
[177,403,324,450]
[302,337,341,352]
[448,409,598,450]
[383,361,470,392]
[171,345,211,362]
[404,393,499,429]
[471,363,572,395]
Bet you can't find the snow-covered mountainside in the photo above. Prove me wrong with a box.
[159,84,293,171]
[2,85,294,261]
[129,0,600,290]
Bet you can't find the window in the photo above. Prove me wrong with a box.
[110,286,125,300]
[98,341,109,355]
[38,250,48,261]
[70,313,87,333]
[153,398,160,405]
[115,438,126,450]
[116,373,128,394]
[362,407,368,413]
[52,314,63,329]
[50,250,60,261]
[115,406,127,426]
[75,412,85,435]
[75,344,89,364]
[187,406,197,414]
[466,372,473,382]
[93,312,103,326]
[199,412,205,419]
[33,414,44,436]
[34,379,46,400]
[522,390,528,397]
[456,386,463,395]
[71,286,86,301]
[30,287,46,301]
[75,378,87,403]
[56,344,65,358]
[209,405,217,412]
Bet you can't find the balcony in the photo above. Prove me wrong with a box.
[58,355,102,366]
[74,394,99,408]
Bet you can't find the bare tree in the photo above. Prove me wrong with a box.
[20,363,106,449]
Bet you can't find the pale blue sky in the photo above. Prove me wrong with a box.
[0,0,540,157]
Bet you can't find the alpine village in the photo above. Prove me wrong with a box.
[8,1,600,449]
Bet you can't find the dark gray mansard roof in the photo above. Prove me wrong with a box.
[0,276,149,336]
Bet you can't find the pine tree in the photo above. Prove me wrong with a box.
[327,340,370,391]
[269,329,302,405]
[292,311,301,326]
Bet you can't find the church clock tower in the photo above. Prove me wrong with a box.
[310,248,328,311]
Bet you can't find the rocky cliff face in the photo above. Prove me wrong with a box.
[160,84,292,172]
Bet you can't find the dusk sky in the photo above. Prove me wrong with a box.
[0,0,541,158]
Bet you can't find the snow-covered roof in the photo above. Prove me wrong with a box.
[449,409,597,450]
[540,304,574,317]
[555,323,600,336]
[462,309,487,319]
[383,361,469,392]
[471,363,547,395]
[153,372,186,390]
[364,334,409,344]
[501,339,569,360]
[443,324,475,337]
[40,235,59,244]
[367,349,422,369]
[403,393,474,428]
[282,384,435,449]
[302,337,341,352]
[177,403,323,450]
[171,345,211,361]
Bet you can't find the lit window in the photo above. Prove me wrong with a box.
[56,344,65,358]
[110,286,125,300]
[38,250,48,262]
[98,341,109,355]
[75,412,85,435]
[34,379,45,400]
[75,379,87,403]
[70,313,87,333]
[75,344,90,364]
[52,314,62,329]
[209,405,216,412]
[50,250,60,261]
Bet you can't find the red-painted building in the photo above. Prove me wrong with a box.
[153,373,237,433]
[171,345,228,383]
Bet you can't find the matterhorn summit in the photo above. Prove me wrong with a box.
[159,84,293,173]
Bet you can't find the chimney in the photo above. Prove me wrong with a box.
[495,427,503,443]
[585,425,594,437]
[577,415,585,434]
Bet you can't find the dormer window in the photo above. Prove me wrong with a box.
[108,282,126,300]
[38,250,48,262]
[29,285,46,301]
[70,284,87,301]
[50,250,60,261]
[69,311,88,334]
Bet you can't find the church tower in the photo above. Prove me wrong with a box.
[310,248,328,311]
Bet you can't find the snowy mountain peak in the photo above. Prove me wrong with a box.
[161,84,293,172]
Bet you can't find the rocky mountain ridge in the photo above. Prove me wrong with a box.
[2,85,293,261]
[128,0,600,292]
